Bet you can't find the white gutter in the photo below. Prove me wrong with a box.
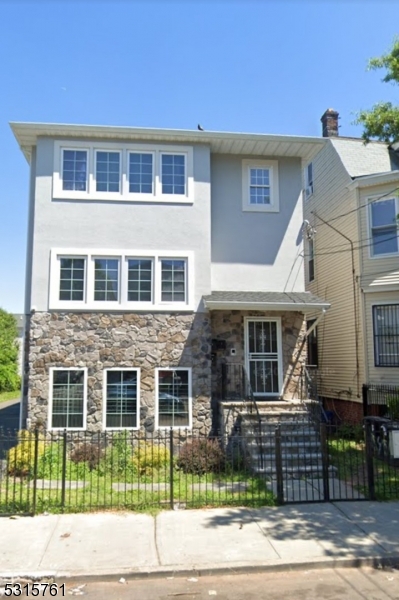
[347,170,399,190]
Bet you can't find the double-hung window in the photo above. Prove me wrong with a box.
[94,258,119,302]
[129,153,153,194]
[308,238,315,282]
[62,150,87,192]
[161,154,186,195]
[104,369,139,428]
[242,159,279,212]
[161,259,186,302]
[304,162,313,199]
[127,259,153,302]
[156,368,191,428]
[96,151,121,193]
[59,258,85,301]
[370,198,399,257]
[373,305,399,367]
[50,368,86,429]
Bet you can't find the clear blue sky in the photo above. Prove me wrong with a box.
[1,0,398,313]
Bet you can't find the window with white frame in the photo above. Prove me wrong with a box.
[156,368,191,428]
[161,154,186,195]
[129,153,153,194]
[94,258,120,302]
[96,151,121,193]
[104,369,139,428]
[373,304,399,367]
[59,257,86,301]
[127,259,153,302]
[161,259,186,302]
[242,159,279,212]
[50,249,193,310]
[50,369,86,429]
[53,141,193,202]
[308,238,315,282]
[304,162,313,199]
[62,150,87,191]
[370,198,399,257]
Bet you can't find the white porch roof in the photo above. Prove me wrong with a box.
[203,291,330,313]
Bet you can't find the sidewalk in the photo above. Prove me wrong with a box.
[0,501,399,581]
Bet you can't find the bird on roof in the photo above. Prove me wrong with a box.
[197,124,204,131]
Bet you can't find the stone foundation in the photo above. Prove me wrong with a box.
[211,310,307,400]
[24,312,212,434]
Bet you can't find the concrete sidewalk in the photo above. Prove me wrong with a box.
[0,502,398,580]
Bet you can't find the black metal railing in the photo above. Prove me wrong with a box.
[301,365,324,424]
[363,383,399,419]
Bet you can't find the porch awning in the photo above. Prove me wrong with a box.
[203,291,330,312]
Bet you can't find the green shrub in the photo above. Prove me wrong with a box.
[177,438,225,475]
[70,443,103,471]
[98,433,134,477]
[7,430,45,476]
[387,394,399,421]
[0,309,20,393]
[336,423,364,442]
[37,442,63,479]
[132,443,170,476]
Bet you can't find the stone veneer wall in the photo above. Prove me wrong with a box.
[211,310,307,400]
[24,312,212,434]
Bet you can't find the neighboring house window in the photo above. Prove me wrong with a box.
[54,142,193,202]
[161,154,186,195]
[242,159,279,212]
[304,162,313,199]
[59,258,85,301]
[127,259,153,302]
[307,319,318,367]
[104,369,139,428]
[96,151,121,193]
[373,304,399,367]
[129,153,153,194]
[370,198,399,257]
[50,250,193,310]
[50,368,86,429]
[308,238,315,282]
[62,150,87,191]
[94,258,119,302]
[156,368,191,428]
[161,259,186,302]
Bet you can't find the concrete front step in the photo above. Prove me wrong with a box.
[245,439,321,451]
[252,464,338,477]
[249,451,323,464]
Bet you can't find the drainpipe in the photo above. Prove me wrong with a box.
[312,211,361,398]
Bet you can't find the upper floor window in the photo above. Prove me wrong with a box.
[62,150,87,191]
[54,141,193,203]
[373,304,399,367]
[370,198,399,257]
[96,151,120,193]
[304,162,313,199]
[242,159,279,212]
[161,154,186,195]
[50,249,193,311]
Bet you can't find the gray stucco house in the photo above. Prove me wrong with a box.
[11,122,329,434]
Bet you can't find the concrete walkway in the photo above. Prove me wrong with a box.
[0,501,399,580]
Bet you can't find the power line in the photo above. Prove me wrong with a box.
[302,233,399,257]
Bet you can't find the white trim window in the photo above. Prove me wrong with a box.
[242,159,279,212]
[53,141,193,203]
[49,368,87,430]
[59,257,86,301]
[156,368,192,429]
[49,249,193,311]
[373,304,399,367]
[94,258,120,302]
[369,198,399,257]
[161,258,186,303]
[62,149,88,192]
[95,151,121,193]
[104,369,140,429]
[304,162,313,199]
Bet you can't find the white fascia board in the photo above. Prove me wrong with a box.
[347,171,399,190]
[204,301,331,312]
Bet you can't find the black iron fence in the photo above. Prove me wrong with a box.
[0,423,398,515]
[363,383,399,418]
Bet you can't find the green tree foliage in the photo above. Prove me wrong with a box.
[355,38,399,143]
[0,308,21,392]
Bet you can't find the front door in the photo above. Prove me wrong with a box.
[245,318,282,398]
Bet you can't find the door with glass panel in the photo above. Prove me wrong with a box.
[245,319,281,398]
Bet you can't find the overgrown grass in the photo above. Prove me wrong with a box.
[0,390,20,404]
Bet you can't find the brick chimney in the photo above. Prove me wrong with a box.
[321,108,339,137]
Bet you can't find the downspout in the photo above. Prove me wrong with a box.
[312,211,361,399]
